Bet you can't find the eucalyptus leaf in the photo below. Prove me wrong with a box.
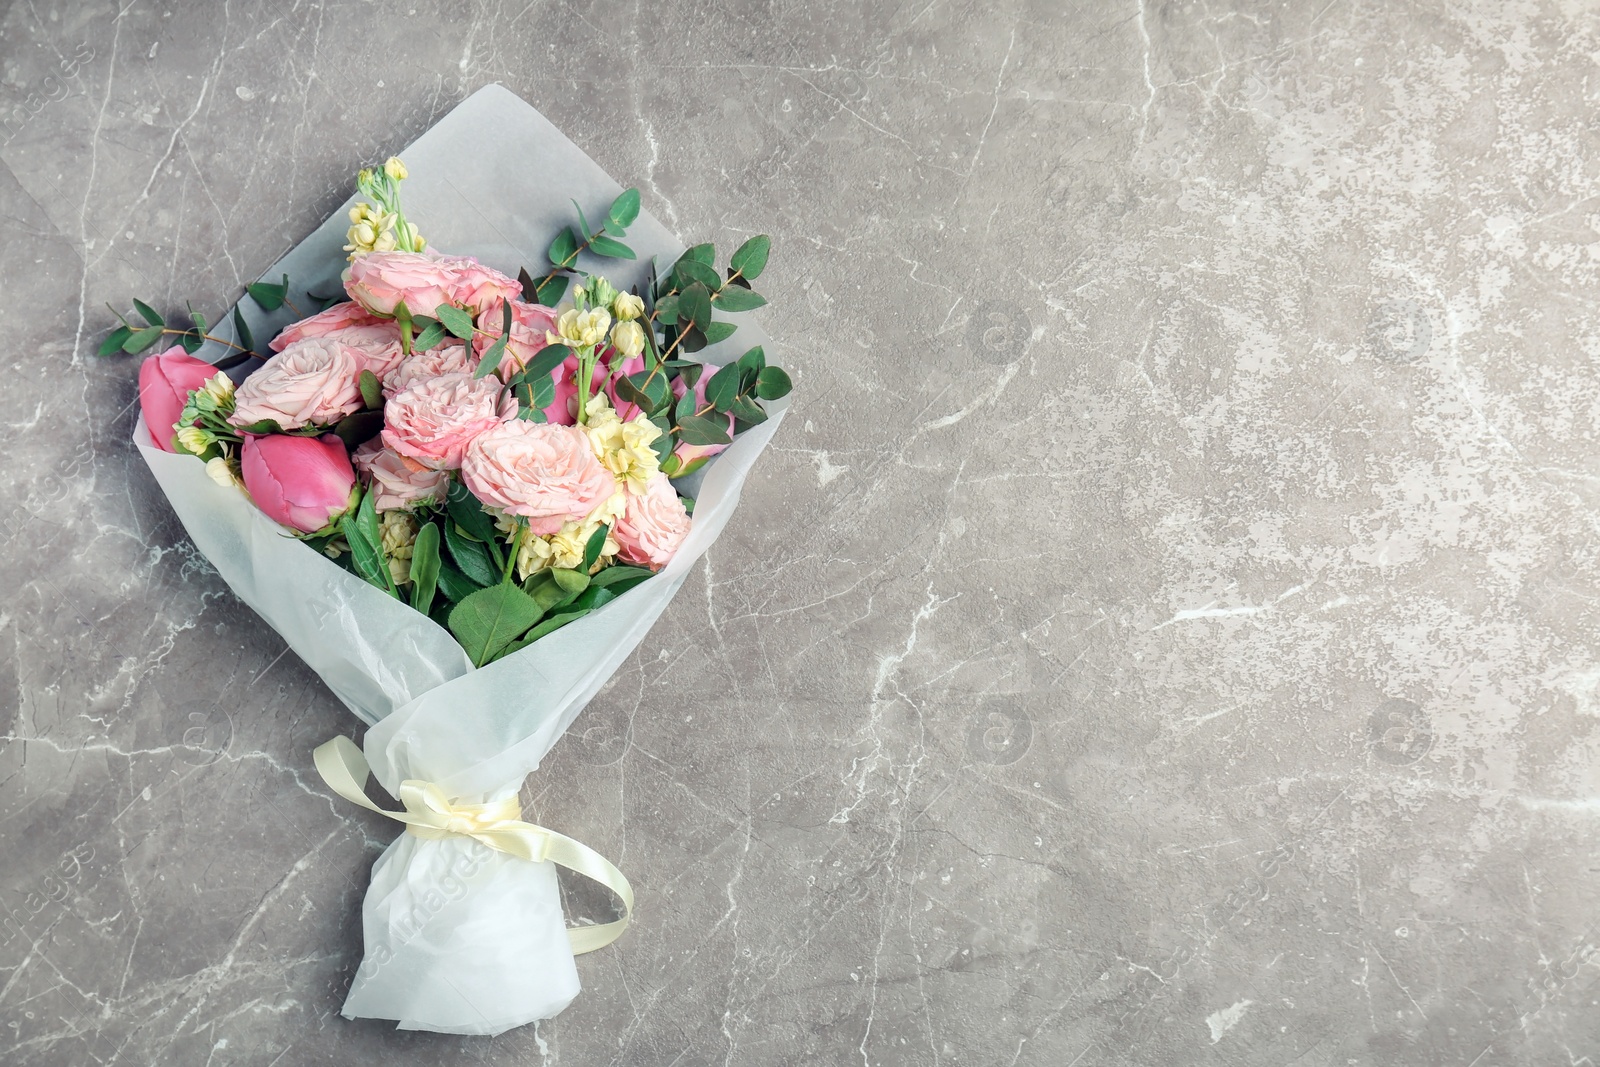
[99,325,133,357]
[247,279,288,311]
[614,375,655,415]
[703,320,737,345]
[704,362,741,412]
[411,319,447,353]
[548,227,580,267]
[712,287,767,312]
[133,299,164,328]
[653,294,680,326]
[607,188,641,230]
[679,283,712,329]
[124,325,163,354]
[232,305,255,353]
[571,200,594,241]
[729,234,771,281]
[755,365,793,400]
[679,413,732,446]
[358,369,383,410]
[672,258,722,293]
[435,304,475,341]
[536,274,569,306]
[518,266,540,302]
[681,243,715,266]
[589,234,636,260]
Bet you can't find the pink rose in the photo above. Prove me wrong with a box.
[384,340,477,397]
[353,440,450,511]
[269,302,388,352]
[381,371,511,470]
[460,422,618,534]
[613,472,690,568]
[321,321,405,382]
[435,257,522,316]
[241,433,356,534]
[138,346,220,451]
[669,372,736,475]
[229,338,365,431]
[344,251,456,318]
[472,299,559,376]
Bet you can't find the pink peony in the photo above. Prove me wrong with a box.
[229,339,365,431]
[460,422,618,534]
[353,440,450,511]
[381,371,511,470]
[240,433,356,533]
[384,339,477,397]
[472,299,560,376]
[669,372,736,475]
[613,472,690,568]
[269,302,388,352]
[138,346,221,451]
[344,251,456,318]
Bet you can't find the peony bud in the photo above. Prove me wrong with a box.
[240,434,358,534]
[609,320,646,359]
[138,346,221,452]
[611,292,645,321]
[384,156,408,182]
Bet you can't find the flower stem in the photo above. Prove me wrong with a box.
[161,328,249,353]
[503,522,525,584]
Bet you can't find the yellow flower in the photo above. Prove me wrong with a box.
[176,425,210,454]
[510,518,618,580]
[582,394,662,495]
[201,373,234,403]
[343,202,398,257]
[611,292,645,322]
[384,156,409,182]
[609,320,645,359]
[380,511,419,585]
[205,456,241,488]
[547,307,612,350]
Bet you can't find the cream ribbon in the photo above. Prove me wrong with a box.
[313,735,633,955]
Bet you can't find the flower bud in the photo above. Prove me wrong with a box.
[585,275,619,311]
[138,346,221,452]
[384,156,408,182]
[206,456,242,488]
[176,425,211,455]
[610,320,646,358]
[201,372,235,404]
[240,433,357,534]
[611,292,645,321]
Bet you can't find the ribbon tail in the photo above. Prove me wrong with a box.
[541,829,635,955]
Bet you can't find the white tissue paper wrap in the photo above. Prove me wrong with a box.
[134,85,787,1036]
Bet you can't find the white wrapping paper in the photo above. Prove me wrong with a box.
[135,85,787,1035]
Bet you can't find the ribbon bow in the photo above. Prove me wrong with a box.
[313,735,633,955]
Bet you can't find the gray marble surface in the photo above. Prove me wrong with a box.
[3,0,1599,1063]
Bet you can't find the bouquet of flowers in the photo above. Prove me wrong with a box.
[113,86,791,1035]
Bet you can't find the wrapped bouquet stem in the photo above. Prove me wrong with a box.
[120,86,791,1035]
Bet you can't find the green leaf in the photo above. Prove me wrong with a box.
[552,567,590,596]
[521,344,571,383]
[729,234,771,281]
[444,520,499,587]
[737,345,766,390]
[703,320,737,346]
[571,199,594,241]
[436,561,483,602]
[502,608,590,654]
[339,513,391,593]
[607,188,641,231]
[677,362,704,389]
[233,418,282,435]
[524,570,569,611]
[653,294,680,326]
[679,283,712,331]
[124,325,164,354]
[679,413,732,446]
[712,287,767,312]
[681,243,715,266]
[672,257,722,293]
[408,522,441,615]
[677,325,709,353]
[133,299,164,328]
[473,299,514,379]
[188,306,208,334]
[590,564,655,588]
[99,325,133,357]
[536,274,569,306]
[675,388,698,423]
[589,234,636,260]
[446,480,500,544]
[518,266,540,302]
[411,318,447,353]
[704,362,741,412]
[448,584,546,667]
[356,486,383,560]
[435,303,475,340]
[179,330,203,355]
[582,523,610,571]
[333,409,385,450]
[548,227,580,267]
[247,279,288,311]
[359,369,382,410]
[755,365,793,400]
[232,305,255,353]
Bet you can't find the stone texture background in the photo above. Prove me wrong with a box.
[4,1,1600,1064]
